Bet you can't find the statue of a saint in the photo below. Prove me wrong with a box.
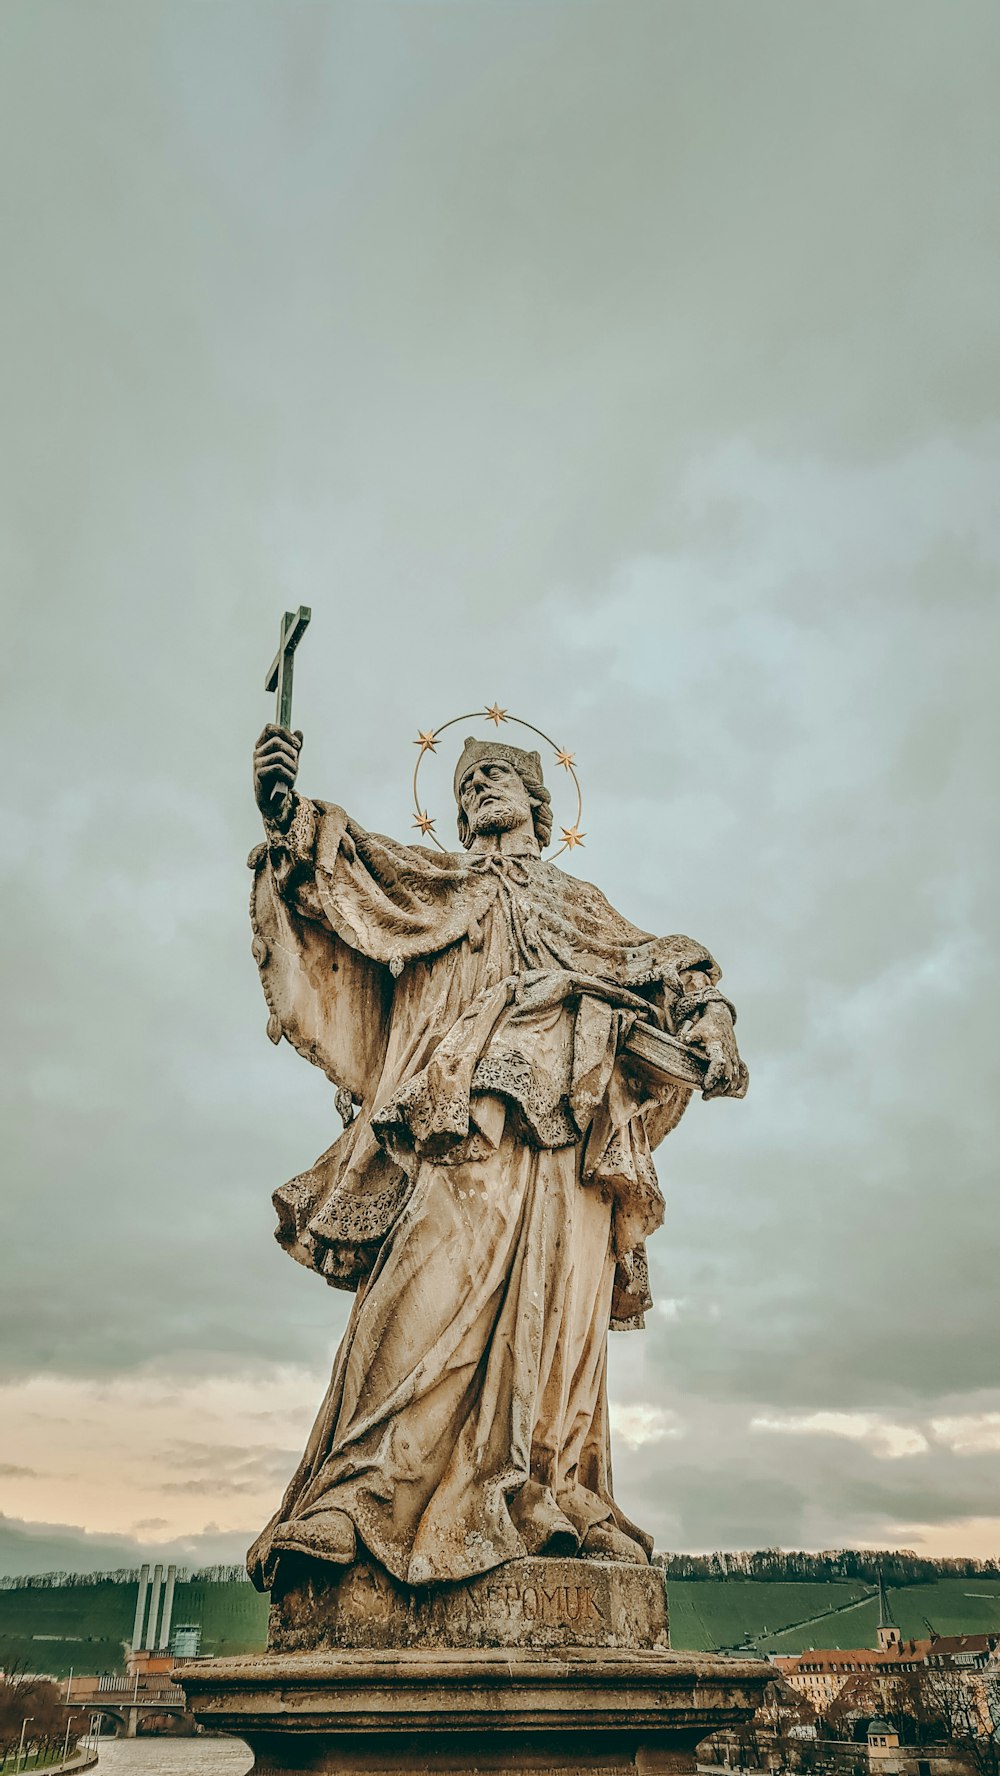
[246,720,747,1593]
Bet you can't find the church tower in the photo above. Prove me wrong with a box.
[876,1576,902,1650]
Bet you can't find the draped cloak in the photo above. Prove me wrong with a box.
[246,795,721,1589]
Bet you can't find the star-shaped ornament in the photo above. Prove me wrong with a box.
[555,748,576,771]
[561,824,586,849]
[413,810,436,836]
[484,703,508,726]
[414,730,438,754]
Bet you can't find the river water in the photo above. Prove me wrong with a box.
[93,1740,252,1774]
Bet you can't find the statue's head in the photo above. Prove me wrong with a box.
[454,737,553,850]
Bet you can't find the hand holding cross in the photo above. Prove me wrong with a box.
[254,607,310,823]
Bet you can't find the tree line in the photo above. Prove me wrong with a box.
[3,1549,999,1591]
[656,1549,1000,1584]
[0,1562,251,1589]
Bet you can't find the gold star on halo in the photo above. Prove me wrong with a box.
[555,748,576,770]
[413,729,438,753]
[560,824,586,849]
[484,703,508,726]
[413,810,436,836]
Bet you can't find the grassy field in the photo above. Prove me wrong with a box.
[666,1579,874,1650]
[2,1574,999,1673]
[0,1579,269,1678]
[755,1576,1000,1654]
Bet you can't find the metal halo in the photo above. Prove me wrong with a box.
[411,706,585,859]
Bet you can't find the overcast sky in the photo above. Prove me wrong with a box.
[1,1,998,1577]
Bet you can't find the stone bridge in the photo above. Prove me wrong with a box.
[61,1681,190,1739]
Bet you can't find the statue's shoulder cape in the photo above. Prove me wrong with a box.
[248,801,720,1328]
[255,795,717,985]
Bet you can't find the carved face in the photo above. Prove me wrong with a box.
[458,758,533,836]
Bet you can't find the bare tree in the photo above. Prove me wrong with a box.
[0,1669,68,1761]
[922,1668,1000,1776]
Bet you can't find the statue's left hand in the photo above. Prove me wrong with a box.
[687,1001,748,1100]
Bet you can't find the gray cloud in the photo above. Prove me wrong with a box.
[157,1444,300,1495]
[0,1514,251,1579]
[613,1389,1000,1557]
[158,1443,301,1476]
[159,1479,269,1498]
[1,1,998,1559]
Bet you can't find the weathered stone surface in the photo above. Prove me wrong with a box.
[177,1645,773,1774]
[268,1555,668,1653]
[246,722,748,1594]
[177,712,759,1771]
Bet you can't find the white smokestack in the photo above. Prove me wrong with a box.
[145,1564,163,1650]
[158,1565,177,1651]
[130,1565,151,1651]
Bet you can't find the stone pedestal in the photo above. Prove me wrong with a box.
[177,1560,772,1775]
[179,1644,771,1774]
[268,1556,670,1654]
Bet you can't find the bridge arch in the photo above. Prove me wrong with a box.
[90,1704,127,1735]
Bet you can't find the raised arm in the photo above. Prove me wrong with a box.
[248,723,393,1105]
[251,721,332,926]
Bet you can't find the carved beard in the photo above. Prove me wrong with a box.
[466,789,529,835]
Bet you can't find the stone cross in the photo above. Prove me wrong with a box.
[265,607,311,806]
[265,606,311,730]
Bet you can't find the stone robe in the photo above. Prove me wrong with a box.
[246,796,721,1590]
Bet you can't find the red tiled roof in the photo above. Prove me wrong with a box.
[926,1634,998,1656]
[778,1642,933,1671]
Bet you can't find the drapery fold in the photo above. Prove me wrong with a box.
[246,796,726,1586]
[249,797,716,1321]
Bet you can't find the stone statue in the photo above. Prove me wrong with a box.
[177,707,768,1771]
[245,719,747,1597]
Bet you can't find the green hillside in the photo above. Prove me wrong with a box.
[0,1580,269,1678]
[3,1575,999,1676]
[667,1579,873,1651]
[756,1577,1000,1654]
[668,1577,1000,1654]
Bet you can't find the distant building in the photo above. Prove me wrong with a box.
[773,1585,933,1709]
[865,1718,907,1776]
[923,1636,999,1670]
[773,1643,934,1710]
[877,1580,903,1652]
[768,1582,1000,1772]
[868,1719,901,1756]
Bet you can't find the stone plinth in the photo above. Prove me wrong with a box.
[177,1643,772,1774]
[177,1558,771,1773]
[268,1556,669,1653]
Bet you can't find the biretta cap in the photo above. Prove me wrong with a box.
[454,736,544,800]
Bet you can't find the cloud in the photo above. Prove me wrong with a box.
[0,1513,251,1578]
[609,1404,685,1450]
[159,1478,265,1498]
[0,1371,316,1548]
[930,1415,1000,1456]
[158,1442,302,1479]
[158,1446,301,1497]
[751,1413,930,1462]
